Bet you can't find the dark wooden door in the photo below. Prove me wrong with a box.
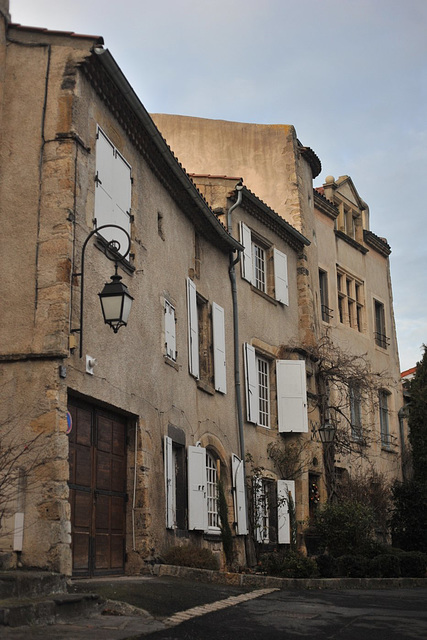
[68,399,127,576]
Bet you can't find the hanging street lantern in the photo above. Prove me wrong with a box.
[99,265,134,333]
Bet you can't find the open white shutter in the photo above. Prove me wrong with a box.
[274,249,289,305]
[95,129,131,256]
[95,129,114,227]
[187,278,199,379]
[188,445,208,531]
[164,436,174,529]
[112,150,132,241]
[244,343,258,423]
[232,454,248,535]
[277,480,295,544]
[213,302,226,393]
[165,301,177,361]
[240,222,253,283]
[277,360,308,433]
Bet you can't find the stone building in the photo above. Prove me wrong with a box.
[0,5,251,576]
[0,1,405,576]
[151,115,405,538]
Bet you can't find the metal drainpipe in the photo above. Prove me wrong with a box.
[227,182,244,463]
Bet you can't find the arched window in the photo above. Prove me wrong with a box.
[206,451,219,529]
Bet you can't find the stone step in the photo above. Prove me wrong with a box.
[0,571,67,600]
[0,592,104,627]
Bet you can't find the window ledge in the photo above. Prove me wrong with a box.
[203,532,222,542]
[196,379,215,395]
[164,355,179,371]
[250,285,278,306]
[381,444,398,454]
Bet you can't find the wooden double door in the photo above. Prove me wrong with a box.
[68,399,127,576]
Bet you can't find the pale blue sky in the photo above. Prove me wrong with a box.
[11,0,427,370]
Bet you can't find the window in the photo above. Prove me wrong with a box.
[257,356,270,427]
[206,452,219,530]
[244,344,270,427]
[240,222,289,305]
[254,478,295,544]
[349,385,363,441]
[337,203,359,241]
[94,127,132,254]
[374,300,389,349]
[244,346,308,433]
[164,301,177,361]
[379,390,391,449]
[319,269,332,322]
[164,436,186,530]
[337,270,364,331]
[186,279,226,392]
[187,445,223,533]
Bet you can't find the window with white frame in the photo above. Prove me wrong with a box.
[186,278,226,393]
[187,445,223,533]
[94,127,132,254]
[244,345,308,433]
[240,222,289,305]
[206,451,219,530]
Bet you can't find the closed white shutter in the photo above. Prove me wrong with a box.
[95,128,131,255]
[165,301,177,361]
[274,249,289,305]
[187,278,199,379]
[240,222,253,283]
[164,436,174,529]
[276,360,308,433]
[232,454,248,535]
[213,302,226,393]
[244,343,258,423]
[277,480,295,544]
[188,445,208,531]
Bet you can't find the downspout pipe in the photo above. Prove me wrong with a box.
[227,181,244,462]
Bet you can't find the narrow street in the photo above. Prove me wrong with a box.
[138,582,427,640]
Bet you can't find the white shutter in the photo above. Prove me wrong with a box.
[95,128,132,256]
[113,150,132,238]
[164,436,174,529]
[188,445,208,531]
[165,301,177,361]
[187,278,199,379]
[95,129,114,228]
[213,302,226,393]
[274,249,289,305]
[244,343,258,423]
[277,480,295,544]
[240,222,253,283]
[232,454,248,535]
[253,476,264,543]
[277,360,308,433]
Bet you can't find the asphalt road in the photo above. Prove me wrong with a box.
[139,585,427,640]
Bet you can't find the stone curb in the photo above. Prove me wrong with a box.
[153,563,427,590]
